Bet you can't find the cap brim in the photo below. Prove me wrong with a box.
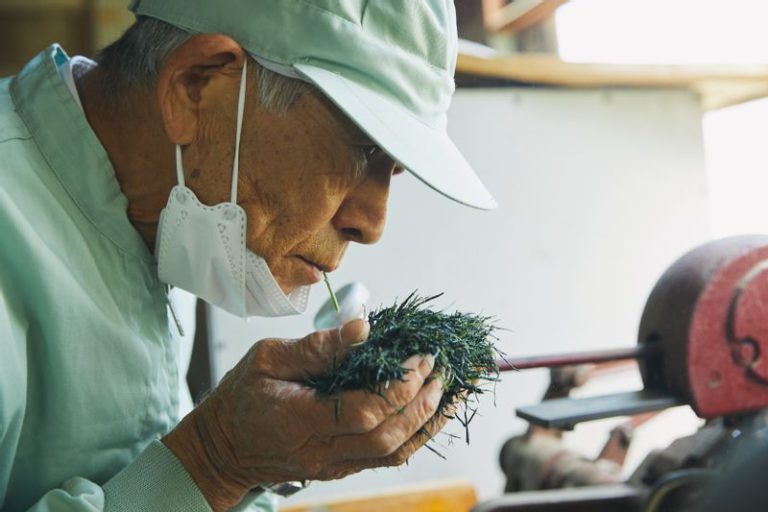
[293,63,498,210]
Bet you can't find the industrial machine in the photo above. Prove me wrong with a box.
[475,235,768,512]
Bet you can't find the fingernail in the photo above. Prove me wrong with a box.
[340,319,370,346]
[416,355,435,381]
[351,320,370,346]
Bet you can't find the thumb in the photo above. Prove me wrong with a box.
[256,319,370,382]
[339,318,371,348]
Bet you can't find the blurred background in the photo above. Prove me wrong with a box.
[0,0,132,76]
[5,0,768,510]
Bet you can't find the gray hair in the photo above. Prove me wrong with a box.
[99,17,373,177]
[97,16,314,115]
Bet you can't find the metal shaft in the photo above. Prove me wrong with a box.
[496,345,648,372]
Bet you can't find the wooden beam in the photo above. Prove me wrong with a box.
[483,0,569,34]
[457,53,768,110]
[695,81,768,111]
[482,0,506,25]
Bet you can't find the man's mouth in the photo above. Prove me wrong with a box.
[297,256,337,274]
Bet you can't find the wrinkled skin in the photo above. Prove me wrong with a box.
[78,33,448,511]
[166,320,448,509]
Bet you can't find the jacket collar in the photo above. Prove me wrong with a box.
[10,45,154,263]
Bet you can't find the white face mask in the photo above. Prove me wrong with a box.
[155,60,310,318]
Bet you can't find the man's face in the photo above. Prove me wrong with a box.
[183,77,401,293]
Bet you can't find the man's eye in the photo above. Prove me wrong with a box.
[363,145,381,160]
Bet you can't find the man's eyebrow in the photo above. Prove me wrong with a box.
[354,135,375,144]
[341,123,374,145]
[333,112,373,145]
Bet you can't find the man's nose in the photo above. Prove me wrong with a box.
[333,171,392,245]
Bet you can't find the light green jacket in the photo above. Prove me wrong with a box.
[0,46,274,512]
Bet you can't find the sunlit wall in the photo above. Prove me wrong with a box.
[556,0,768,64]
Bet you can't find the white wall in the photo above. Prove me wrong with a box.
[704,97,768,236]
[207,87,712,504]
[556,0,768,65]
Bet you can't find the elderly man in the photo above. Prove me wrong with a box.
[0,1,496,511]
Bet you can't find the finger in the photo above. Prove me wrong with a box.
[251,319,369,381]
[338,318,370,348]
[286,354,436,436]
[329,377,444,460]
[314,407,452,481]
[372,409,451,467]
[379,410,452,466]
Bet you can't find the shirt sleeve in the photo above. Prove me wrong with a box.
[0,292,275,512]
[24,441,276,512]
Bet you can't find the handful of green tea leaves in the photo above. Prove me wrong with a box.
[304,291,501,452]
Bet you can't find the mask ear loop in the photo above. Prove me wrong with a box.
[175,145,185,187]
[169,145,187,336]
[230,59,248,204]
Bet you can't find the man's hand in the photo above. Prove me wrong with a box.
[163,319,447,511]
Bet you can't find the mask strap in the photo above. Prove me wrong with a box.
[230,59,248,204]
[175,144,185,187]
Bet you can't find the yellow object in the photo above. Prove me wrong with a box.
[281,480,477,512]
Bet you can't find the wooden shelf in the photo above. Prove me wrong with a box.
[457,53,768,110]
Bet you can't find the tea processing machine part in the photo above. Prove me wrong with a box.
[516,390,680,430]
[498,235,768,428]
[481,236,768,512]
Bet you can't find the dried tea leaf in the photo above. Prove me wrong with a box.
[305,292,502,453]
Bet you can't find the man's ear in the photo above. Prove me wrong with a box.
[156,34,246,145]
